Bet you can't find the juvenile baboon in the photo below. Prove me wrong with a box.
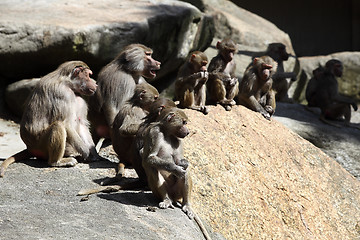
[306,59,358,128]
[88,44,161,141]
[1,61,101,177]
[77,98,177,191]
[175,51,209,114]
[238,56,278,120]
[141,107,211,240]
[112,82,159,178]
[132,97,177,184]
[265,43,297,102]
[207,38,239,111]
[305,66,325,105]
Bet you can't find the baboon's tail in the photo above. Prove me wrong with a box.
[193,212,212,240]
[0,149,30,177]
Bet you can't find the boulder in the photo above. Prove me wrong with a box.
[183,0,298,80]
[1,103,360,239]
[290,52,360,103]
[182,105,360,240]
[0,0,214,81]
[273,102,360,180]
[4,78,40,117]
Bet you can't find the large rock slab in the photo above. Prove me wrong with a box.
[183,105,360,240]
[0,0,213,81]
[273,102,360,180]
[187,0,298,81]
[1,104,360,239]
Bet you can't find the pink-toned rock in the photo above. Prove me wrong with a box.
[183,105,360,240]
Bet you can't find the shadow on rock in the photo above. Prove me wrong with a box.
[97,191,157,207]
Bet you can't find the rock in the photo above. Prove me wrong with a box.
[0,0,214,81]
[182,105,360,240]
[1,103,360,239]
[5,78,40,117]
[161,0,299,97]
[0,120,221,240]
[273,102,360,180]
[290,52,360,103]
[186,0,297,81]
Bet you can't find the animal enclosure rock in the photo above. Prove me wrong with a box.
[0,0,213,81]
[182,105,360,240]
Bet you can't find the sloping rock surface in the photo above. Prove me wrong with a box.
[183,105,360,240]
[1,105,360,239]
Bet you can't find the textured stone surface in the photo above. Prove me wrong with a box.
[182,105,360,240]
[0,0,212,81]
[1,104,360,239]
[273,102,360,180]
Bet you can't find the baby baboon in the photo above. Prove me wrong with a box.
[207,38,239,111]
[175,51,209,114]
[77,98,177,191]
[132,97,177,184]
[1,61,101,177]
[112,82,159,178]
[141,107,211,239]
[238,56,278,120]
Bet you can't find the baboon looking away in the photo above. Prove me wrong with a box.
[1,61,101,177]
[88,44,161,140]
[265,43,297,102]
[306,59,358,128]
[141,107,211,239]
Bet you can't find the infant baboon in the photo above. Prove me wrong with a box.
[112,82,159,178]
[238,56,278,120]
[207,38,239,111]
[175,51,209,114]
[142,107,211,239]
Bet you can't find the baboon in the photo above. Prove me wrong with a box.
[305,66,325,105]
[306,59,358,128]
[88,44,161,141]
[238,56,278,120]
[132,97,177,184]
[112,83,159,178]
[77,98,177,191]
[141,107,211,240]
[175,51,209,114]
[207,38,239,111]
[1,61,101,177]
[265,43,297,102]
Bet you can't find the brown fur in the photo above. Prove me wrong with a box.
[111,82,159,178]
[175,51,209,114]
[207,39,239,111]
[1,61,101,177]
[238,56,278,120]
[88,44,161,141]
[265,43,297,102]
